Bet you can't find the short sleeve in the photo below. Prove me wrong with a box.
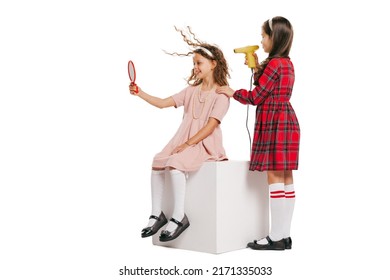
[171,87,188,108]
[210,94,230,123]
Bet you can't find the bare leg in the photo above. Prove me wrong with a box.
[267,170,285,184]
[284,170,293,185]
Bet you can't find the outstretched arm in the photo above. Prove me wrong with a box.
[216,86,235,98]
[129,84,176,109]
[171,117,220,154]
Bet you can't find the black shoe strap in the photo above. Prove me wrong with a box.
[170,217,183,226]
[149,215,161,221]
[254,236,272,245]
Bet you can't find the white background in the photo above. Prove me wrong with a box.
[1,0,389,279]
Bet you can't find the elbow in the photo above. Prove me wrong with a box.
[156,100,167,109]
[250,95,263,105]
[156,98,172,109]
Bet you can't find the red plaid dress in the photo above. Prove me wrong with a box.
[233,57,300,171]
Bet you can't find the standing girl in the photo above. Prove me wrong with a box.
[129,27,230,242]
[216,17,300,250]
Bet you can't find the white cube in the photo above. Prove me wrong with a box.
[152,161,269,254]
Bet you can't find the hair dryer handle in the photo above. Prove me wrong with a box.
[246,54,257,68]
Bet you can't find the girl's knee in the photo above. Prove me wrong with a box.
[267,171,285,184]
[284,170,293,185]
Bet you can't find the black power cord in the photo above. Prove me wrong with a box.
[245,68,254,157]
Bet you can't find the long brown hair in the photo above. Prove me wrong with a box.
[165,26,230,86]
[254,16,294,85]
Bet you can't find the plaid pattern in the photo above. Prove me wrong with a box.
[233,58,300,171]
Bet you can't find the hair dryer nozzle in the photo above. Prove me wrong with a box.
[233,45,259,68]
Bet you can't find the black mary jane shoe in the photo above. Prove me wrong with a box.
[141,212,168,238]
[284,237,292,250]
[247,236,285,250]
[159,214,190,242]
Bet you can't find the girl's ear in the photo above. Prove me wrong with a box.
[212,60,217,70]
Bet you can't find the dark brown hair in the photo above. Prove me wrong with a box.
[165,26,230,86]
[254,16,294,85]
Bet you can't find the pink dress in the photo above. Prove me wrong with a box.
[152,85,230,172]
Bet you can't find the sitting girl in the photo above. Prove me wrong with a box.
[129,27,230,242]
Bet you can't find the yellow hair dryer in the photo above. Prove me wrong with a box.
[233,45,259,68]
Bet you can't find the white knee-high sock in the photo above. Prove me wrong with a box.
[257,183,285,244]
[165,169,186,232]
[284,184,295,238]
[258,183,285,243]
[147,170,165,227]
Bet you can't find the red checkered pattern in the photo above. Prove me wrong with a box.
[233,58,300,171]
